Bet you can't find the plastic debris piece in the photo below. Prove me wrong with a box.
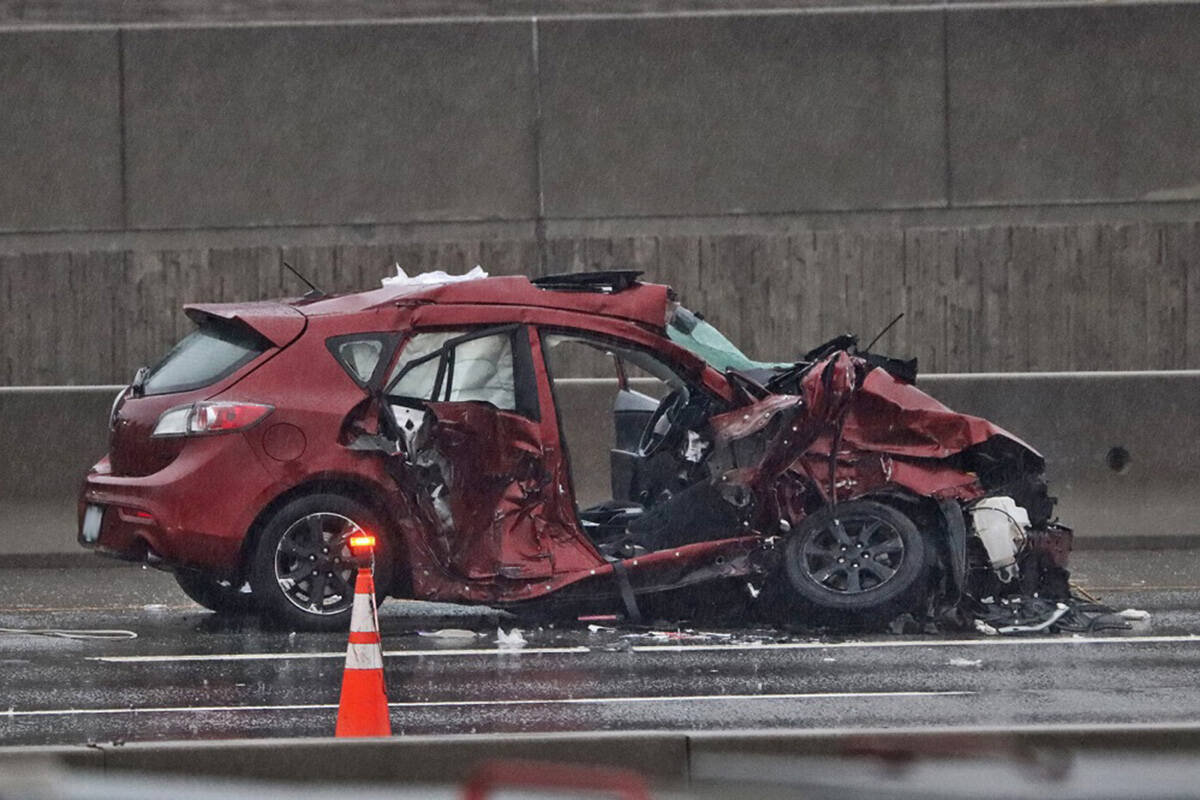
[974,619,1000,636]
[587,624,617,633]
[621,629,734,642]
[1119,608,1151,621]
[0,627,137,641]
[382,265,488,288]
[995,602,1070,634]
[497,627,527,648]
[970,496,1030,581]
[417,628,479,639]
[949,657,983,668]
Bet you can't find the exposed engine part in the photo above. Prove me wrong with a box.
[970,496,1030,583]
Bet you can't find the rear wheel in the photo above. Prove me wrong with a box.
[249,493,393,631]
[783,500,930,626]
[173,571,254,614]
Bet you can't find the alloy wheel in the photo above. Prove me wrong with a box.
[799,514,906,595]
[273,512,362,615]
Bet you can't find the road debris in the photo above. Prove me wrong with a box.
[1119,609,1151,621]
[497,628,528,648]
[949,657,983,668]
[620,629,736,643]
[417,628,480,639]
[974,620,1000,636]
[0,627,137,641]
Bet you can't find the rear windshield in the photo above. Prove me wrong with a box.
[142,320,269,396]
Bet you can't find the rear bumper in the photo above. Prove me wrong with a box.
[78,433,274,574]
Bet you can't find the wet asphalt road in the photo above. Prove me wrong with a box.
[3,550,1200,747]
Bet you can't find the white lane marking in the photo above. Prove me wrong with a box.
[88,634,1200,664]
[5,703,335,717]
[385,691,972,708]
[90,646,592,663]
[2,690,970,718]
[629,633,1200,653]
[3,0,1190,35]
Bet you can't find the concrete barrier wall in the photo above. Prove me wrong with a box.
[5,4,1200,232]
[8,723,1200,785]
[0,387,117,555]
[5,224,1200,386]
[948,3,1200,205]
[2,372,1197,556]
[538,13,946,216]
[0,29,122,232]
[3,4,1200,387]
[921,372,1200,547]
[122,23,538,229]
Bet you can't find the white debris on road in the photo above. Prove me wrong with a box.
[496,628,527,649]
[974,619,1000,636]
[417,629,479,639]
[1119,609,1151,621]
[949,657,983,668]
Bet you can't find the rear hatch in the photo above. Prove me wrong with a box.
[108,302,306,477]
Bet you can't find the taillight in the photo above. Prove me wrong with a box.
[151,402,274,437]
[191,402,273,433]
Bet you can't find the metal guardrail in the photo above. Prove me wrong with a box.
[2,372,1197,556]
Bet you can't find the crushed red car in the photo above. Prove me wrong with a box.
[80,269,1076,631]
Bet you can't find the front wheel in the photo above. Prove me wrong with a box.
[783,500,930,625]
[249,493,393,631]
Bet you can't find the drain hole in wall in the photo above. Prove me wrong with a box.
[1106,446,1131,474]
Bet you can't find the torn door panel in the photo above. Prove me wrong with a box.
[411,401,555,580]
[388,399,604,604]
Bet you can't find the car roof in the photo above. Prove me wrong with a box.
[292,274,674,330]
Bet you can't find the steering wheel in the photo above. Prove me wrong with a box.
[637,389,687,457]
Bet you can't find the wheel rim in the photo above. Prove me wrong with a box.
[799,513,905,595]
[274,512,362,615]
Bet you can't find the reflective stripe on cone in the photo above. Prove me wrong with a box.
[335,565,391,737]
[344,642,384,671]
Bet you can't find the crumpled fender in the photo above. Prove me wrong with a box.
[799,350,857,423]
[846,364,1041,461]
[798,350,1041,461]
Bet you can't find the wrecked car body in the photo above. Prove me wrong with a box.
[81,269,1080,631]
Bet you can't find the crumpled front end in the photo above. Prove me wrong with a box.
[740,350,1097,632]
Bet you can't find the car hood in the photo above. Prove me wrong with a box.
[834,363,1043,462]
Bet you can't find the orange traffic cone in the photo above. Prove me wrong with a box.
[335,553,391,737]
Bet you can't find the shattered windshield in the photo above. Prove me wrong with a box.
[667,306,790,372]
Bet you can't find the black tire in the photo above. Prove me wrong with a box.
[783,500,930,625]
[174,570,255,614]
[249,493,394,631]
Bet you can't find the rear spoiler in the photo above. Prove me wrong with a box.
[183,302,306,348]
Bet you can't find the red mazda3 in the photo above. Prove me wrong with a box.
[80,270,1073,631]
